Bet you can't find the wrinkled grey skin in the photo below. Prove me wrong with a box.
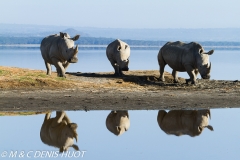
[157,110,213,137]
[158,41,214,84]
[106,111,130,136]
[40,32,80,78]
[40,111,79,153]
[106,39,130,76]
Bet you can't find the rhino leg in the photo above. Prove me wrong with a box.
[119,68,124,76]
[63,62,70,70]
[52,58,66,78]
[185,66,196,84]
[159,64,166,81]
[45,61,52,75]
[44,112,51,122]
[63,114,71,124]
[111,62,121,76]
[56,68,61,77]
[194,69,199,77]
[158,51,166,81]
[172,70,179,83]
[56,111,66,123]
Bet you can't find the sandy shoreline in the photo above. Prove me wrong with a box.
[0,68,239,112]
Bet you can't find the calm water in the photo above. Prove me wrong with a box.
[0,109,240,160]
[0,48,240,159]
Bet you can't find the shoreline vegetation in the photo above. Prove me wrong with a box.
[0,37,240,50]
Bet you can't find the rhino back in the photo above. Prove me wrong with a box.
[40,118,67,148]
[41,35,58,63]
[159,41,199,71]
[40,35,66,64]
[160,110,204,136]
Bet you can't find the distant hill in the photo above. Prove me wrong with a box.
[0,23,240,42]
[0,24,89,37]
[62,28,89,37]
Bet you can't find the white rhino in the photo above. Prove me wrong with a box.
[157,41,214,84]
[106,39,130,76]
[40,32,79,77]
[157,110,213,137]
[106,111,130,136]
[40,111,79,152]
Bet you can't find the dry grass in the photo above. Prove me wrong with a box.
[0,66,78,89]
[0,111,49,116]
[0,66,180,90]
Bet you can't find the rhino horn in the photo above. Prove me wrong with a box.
[206,109,211,119]
[74,45,78,54]
[207,62,211,74]
[74,133,78,142]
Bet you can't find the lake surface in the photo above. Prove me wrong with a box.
[1,109,240,160]
[0,48,240,159]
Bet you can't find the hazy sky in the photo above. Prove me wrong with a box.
[1,0,240,28]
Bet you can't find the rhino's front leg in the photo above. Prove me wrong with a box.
[62,113,71,124]
[172,70,179,83]
[119,68,123,76]
[185,65,196,84]
[44,112,51,122]
[52,58,66,78]
[63,62,70,70]
[45,61,52,75]
[194,69,199,77]
[111,62,120,76]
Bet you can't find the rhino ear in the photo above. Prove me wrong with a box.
[71,35,80,41]
[206,125,214,131]
[60,32,65,38]
[207,50,214,55]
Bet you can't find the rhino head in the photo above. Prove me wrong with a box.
[117,44,130,71]
[60,32,80,63]
[193,109,214,136]
[119,59,129,71]
[59,123,79,153]
[106,111,130,136]
[197,48,214,79]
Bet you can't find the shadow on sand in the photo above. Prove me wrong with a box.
[66,71,186,87]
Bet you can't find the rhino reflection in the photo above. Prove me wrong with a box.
[106,111,130,136]
[157,109,213,137]
[40,111,79,152]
